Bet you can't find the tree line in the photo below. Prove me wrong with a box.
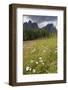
[23,28,56,41]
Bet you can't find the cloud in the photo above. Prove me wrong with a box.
[23,15,57,28]
[38,21,57,28]
[23,15,57,23]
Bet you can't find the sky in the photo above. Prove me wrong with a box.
[23,15,57,28]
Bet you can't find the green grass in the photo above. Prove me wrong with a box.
[23,36,57,75]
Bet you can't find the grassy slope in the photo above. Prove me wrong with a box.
[23,36,57,74]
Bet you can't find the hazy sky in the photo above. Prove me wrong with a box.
[23,15,57,28]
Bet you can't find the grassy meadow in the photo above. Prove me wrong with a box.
[23,35,57,74]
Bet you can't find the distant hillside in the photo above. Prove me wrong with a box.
[23,20,57,32]
[42,24,57,33]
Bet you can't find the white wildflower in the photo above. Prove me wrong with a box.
[29,67,31,71]
[36,61,38,64]
[39,57,42,60]
[33,69,36,73]
[26,66,30,71]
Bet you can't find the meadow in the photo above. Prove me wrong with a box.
[23,35,57,74]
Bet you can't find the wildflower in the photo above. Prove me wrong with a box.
[33,69,36,73]
[39,57,42,60]
[29,67,31,71]
[36,61,38,64]
[26,66,30,71]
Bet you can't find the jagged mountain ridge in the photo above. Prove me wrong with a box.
[23,20,38,30]
[42,23,57,32]
[23,20,57,32]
